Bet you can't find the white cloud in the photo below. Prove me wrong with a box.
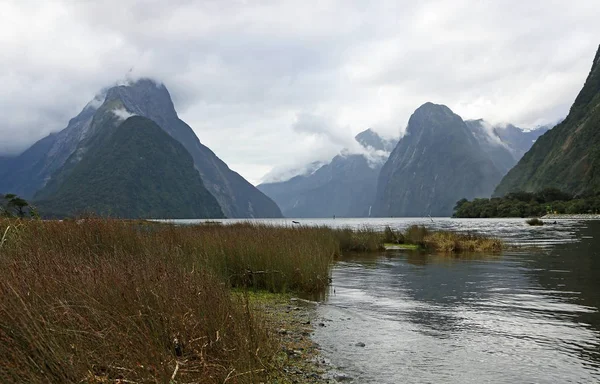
[111,107,136,121]
[0,0,599,184]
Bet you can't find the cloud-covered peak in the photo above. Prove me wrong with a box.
[0,1,598,183]
[355,128,398,152]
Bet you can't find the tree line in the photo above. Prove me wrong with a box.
[453,188,600,218]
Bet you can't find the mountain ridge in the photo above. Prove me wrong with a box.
[0,78,283,218]
[373,102,504,217]
[35,116,224,219]
[493,45,600,196]
[258,129,395,217]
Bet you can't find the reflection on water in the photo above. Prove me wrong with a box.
[311,220,600,383]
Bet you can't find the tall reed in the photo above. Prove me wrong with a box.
[0,219,347,383]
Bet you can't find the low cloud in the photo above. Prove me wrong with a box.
[0,1,598,183]
[260,160,327,184]
[111,107,136,121]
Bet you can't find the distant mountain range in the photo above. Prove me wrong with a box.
[260,107,549,218]
[0,79,282,219]
[494,44,600,197]
[258,129,397,218]
[2,55,576,220]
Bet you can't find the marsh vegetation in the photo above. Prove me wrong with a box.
[0,219,503,383]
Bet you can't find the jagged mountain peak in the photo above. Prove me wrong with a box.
[406,102,465,136]
[103,78,178,125]
[413,102,453,115]
[355,128,397,152]
[1,77,282,218]
[373,103,504,217]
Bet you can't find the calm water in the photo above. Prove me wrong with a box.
[312,219,600,383]
[169,217,600,382]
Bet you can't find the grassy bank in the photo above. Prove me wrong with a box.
[0,219,384,383]
[0,219,501,382]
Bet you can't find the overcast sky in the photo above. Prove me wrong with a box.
[1,0,599,184]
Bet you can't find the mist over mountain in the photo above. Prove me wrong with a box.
[260,161,328,185]
[494,44,600,197]
[494,123,553,160]
[355,128,398,152]
[464,119,550,175]
[258,129,397,218]
[0,79,282,218]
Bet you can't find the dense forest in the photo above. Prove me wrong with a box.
[453,188,600,218]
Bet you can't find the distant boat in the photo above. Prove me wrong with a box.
[368,206,372,217]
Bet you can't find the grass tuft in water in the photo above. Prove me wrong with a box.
[526,218,544,226]
[383,225,503,253]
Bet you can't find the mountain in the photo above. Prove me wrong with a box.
[35,116,224,219]
[355,128,398,152]
[373,103,504,217]
[0,79,282,218]
[0,90,108,198]
[494,45,600,197]
[493,123,552,160]
[464,120,550,175]
[464,119,519,175]
[258,129,396,218]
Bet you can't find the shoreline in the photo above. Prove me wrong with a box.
[248,292,340,383]
[541,214,600,220]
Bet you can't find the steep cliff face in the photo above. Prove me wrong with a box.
[35,116,224,219]
[95,79,282,218]
[1,79,282,218]
[494,45,600,196]
[258,129,395,218]
[0,93,104,198]
[493,123,552,160]
[373,103,504,217]
[464,119,518,175]
[465,120,551,176]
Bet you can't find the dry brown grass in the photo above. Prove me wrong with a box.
[423,230,503,253]
[386,225,504,253]
[0,219,349,383]
[0,219,502,383]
